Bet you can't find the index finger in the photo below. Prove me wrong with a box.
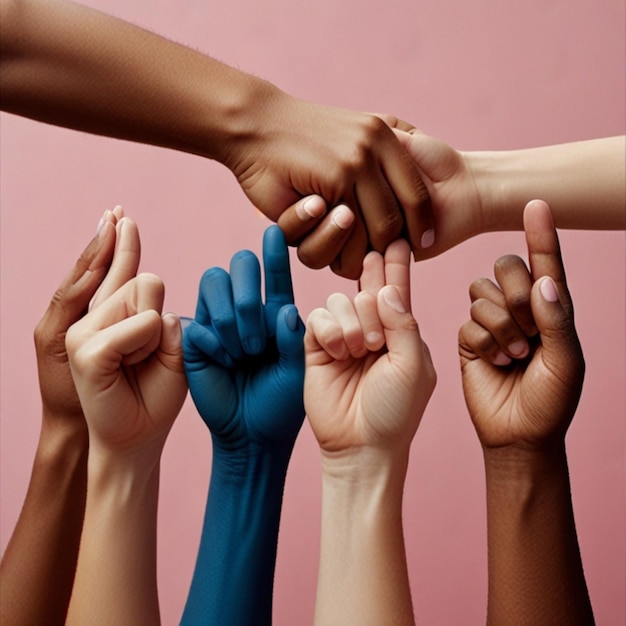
[263,226,294,335]
[90,217,141,309]
[383,239,412,312]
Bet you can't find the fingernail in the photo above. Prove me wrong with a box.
[420,229,435,249]
[179,316,194,331]
[300,196,325,219]
[285,305,299,331]
[96,210,111,237]
[540,277,559,303]
[331,205,354,230]
[164,313,182,340]
[366,331,383,345]
[493,351,512,366]
[243,336,264,355]
[382,286,406,313]
[507,340,527,357]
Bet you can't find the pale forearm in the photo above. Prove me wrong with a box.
[483,445,593,626]
[472,136,625,232]
[0,419,87,626]
[316,450,414,626]
[0,0,275,164]
[66,455,162,626]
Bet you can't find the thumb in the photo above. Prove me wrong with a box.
[377,285,423,369]
[393,129,457,182]
[275,304,305,378]
[531,276,584,381]
[158,313,185,374]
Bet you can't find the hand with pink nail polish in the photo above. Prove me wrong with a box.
[458,200,594,625]
[388,130,624,262]
[458,199,584,449]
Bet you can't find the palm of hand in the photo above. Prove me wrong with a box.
[461,343,582,449]
[89,359,186,452]
[189,341,304,450]
[307,350,422,452]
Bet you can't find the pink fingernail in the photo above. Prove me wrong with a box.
[331,205,354,230]
[382,286,406,313]
[301,196,325,219]
[493,351,512,366]
[96,210,111,237]
[507,340,527,357]
[420,229,435,249]
[540,277,559,303]
[366,331,383,345]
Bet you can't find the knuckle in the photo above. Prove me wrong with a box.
[506,290,531,315]
[469,278,490,299]
[235,294,259,317]
[361,114,388,139]
[494,254,524,273]
[297,245,326,270]
[475,331,495,355]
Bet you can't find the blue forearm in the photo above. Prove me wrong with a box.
[181,441,292,625]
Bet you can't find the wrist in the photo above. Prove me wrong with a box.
[200,73,284,166]
[483,442,569,493]
[88,441,162,485]
[464,149,524,234]
[320,446,410,503]
[210,437,292,488]
[35,416,89,468]
[86,450,161,508]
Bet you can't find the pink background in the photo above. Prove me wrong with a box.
[1,1,624,624]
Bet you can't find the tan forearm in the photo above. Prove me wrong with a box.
[0,0,274,163]
[483,445,594,626]
[472,136,625,232]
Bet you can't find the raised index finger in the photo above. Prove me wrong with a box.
[383,239,412,312]
[263,226,294,336]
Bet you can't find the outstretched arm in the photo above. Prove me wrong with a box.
[305,239,436,625]
[398,132,625,260]
[1,0,432,277]
[287,133,625,266]
[181,226,305,625]
[459,200,594,625]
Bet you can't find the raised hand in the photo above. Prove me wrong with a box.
[304,239,435,626]
[305,238,435,452]
[64,222,186,626]
[0,206,138,626]
[183,225,305,451]
[66,273,187,457]
[458,200,594,625]
[458,199,584,449]
[180,225,305,626]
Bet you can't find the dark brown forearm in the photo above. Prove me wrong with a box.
[483,444,594,626]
